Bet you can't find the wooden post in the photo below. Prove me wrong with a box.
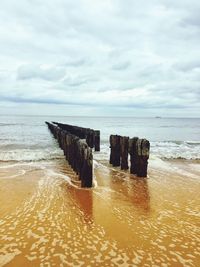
[109,135,121,167]
[81,147,93,188]
[120,136,129,170]
[129,137,139,174]
[109,135,114,165]
[137,139,150,177]
[94,130,100,151]
[86,129,94,148]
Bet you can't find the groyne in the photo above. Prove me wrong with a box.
[110,135,150,177]
[46,121,150,183]
[52,122,100,151]
[46,122,96,187]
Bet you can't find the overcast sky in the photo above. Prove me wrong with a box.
[0,0,199,117]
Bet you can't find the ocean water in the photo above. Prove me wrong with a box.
[0,115,199,162]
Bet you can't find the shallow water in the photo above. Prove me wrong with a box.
[0,158,200,266]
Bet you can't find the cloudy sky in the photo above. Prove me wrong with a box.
[0,0,199,117]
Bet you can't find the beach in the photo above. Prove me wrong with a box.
[0,158,200,266]
[0,116,200,266]
[1,0,200,265]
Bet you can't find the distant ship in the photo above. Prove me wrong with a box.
[155,116,162,118]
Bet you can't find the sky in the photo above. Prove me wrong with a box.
[0,0,199,117]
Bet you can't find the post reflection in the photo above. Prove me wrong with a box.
[109,168,150,213]
[128,177,150,213]
[69,188,94,224]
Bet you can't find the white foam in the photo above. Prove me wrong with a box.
[45,169,80,189]
[0,138,199,163]
[95,141,200,162]
[149,156,200,179]
[6,170,26,179]
[92,173,98,188]
[0,250,21,267]
[0,148,63,162]
[151,141,200,160]
[149,157,173,171]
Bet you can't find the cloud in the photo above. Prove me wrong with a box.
[17,64,66,81]
[0,0,199,117]
[174,60,200,72]
[180,8,200,28]
[112,61,131,71]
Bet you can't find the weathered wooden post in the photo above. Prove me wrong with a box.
[65,134,69,161]
[129,137,139,174]
[137,139,150,177]
[86,129,94,148]
[76,139,83,177]
[81,147,93,188]
[129,138,150,177]
[120,136,129,170]
[109,135,121,167]
[94,130,100,151]
[109,135,114,165]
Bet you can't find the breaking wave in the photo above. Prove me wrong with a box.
[97,141,200,161]
[0,149,64,162]
[151,141,200,160]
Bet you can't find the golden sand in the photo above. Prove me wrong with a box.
[0,158,200,266]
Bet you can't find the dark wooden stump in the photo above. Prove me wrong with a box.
[129,137,139,174]
[109,135,114,165]
[81,147,93,188]
[120,136,129,170]
[94,130,100,151]
[109,135,121,167]
[136,139,150,177]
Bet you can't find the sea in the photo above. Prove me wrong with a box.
[0,115,199,162]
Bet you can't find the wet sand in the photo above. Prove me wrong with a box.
[0,158,200,267]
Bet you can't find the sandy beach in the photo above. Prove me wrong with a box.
[0,158,199,267]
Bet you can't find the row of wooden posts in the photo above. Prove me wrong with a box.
[52,122,100,152]
[46,122,150,187]
[110,135,150,177]
[46,122,94,187]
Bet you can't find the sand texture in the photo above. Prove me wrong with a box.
[0,158,200,267]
